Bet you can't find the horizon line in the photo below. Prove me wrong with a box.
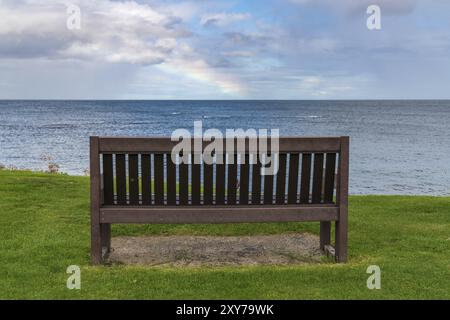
[2,98,450,102]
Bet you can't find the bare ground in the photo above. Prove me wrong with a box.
[107,233,325,266]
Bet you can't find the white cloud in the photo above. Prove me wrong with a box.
[293,74,372,98]
[0,0,245,94]
[200,12,251,27]
[0,0,185,64]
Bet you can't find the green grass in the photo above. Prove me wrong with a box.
[0,170,449,299]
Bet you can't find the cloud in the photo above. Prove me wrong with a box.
[0,0,187,64]
[295,75,356,97]
[200,12,251,27]
[0,0,247,95]
[160,44,246,94]
[1,0,450,99]
[288,0,418,16]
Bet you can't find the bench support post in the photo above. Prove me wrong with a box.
[335,217,347,263]
[101,223,111,254]
[320,221,331,250]
[91,223,102,264]
[90,136,103,265]
[335,136,349,263]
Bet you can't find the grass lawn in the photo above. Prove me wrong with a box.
[0,169,449,299]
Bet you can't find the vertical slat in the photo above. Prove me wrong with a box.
[154,154,164,205]
[166,154,176,205]
[312,153,324,204]
[263,154,274,204]
[324,153,337,203]
[179,154,189,205]
[318,152,331,250]
[239,154,250,205]
[227,154,238,204]
[215,154,226,205]
[102,154,114,205]
[276,153,287,204]
[115,154,126,205]
[128,154,139,205]
[203,161,214,205]
[300,153,312,203]
[191,154,201,205]
[287,153,299,204]
[251,155,262,205]
[141,154,151,205]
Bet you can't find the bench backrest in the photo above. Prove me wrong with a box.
[90,136,349,207]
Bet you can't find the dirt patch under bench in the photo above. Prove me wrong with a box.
[107,233,324,266]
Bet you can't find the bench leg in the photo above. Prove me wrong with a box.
[320,221,331,250]
[91,222,102,265]
[91,223,111,264]
[101,223,111,254]
[335,219,348,263]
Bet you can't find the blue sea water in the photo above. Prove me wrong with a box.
[0,100,449,195]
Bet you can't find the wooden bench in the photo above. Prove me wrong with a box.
[90,136,349,264]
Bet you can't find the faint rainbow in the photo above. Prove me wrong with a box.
[159,58,246,95]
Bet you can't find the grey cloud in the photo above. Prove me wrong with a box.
[0,34,67,58]
[289,0,418,16]
[203,18,220,27]
[0,0,190,64]
[222,32,275,50]
[200,12,251,27]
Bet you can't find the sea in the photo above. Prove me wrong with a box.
[0,100,449,195]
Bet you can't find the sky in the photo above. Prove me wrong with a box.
[0,0,450,99]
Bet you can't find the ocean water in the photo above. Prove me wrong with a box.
[0,100,449,195]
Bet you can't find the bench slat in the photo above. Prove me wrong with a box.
[239,154,250,205]
[141,154,151,205]
[98,137,342,153]
[324,153,337,203]
[312,153,324,204]
[287,153,299,204]
[100,205,339,224]
[251,156,262,205]
[192,154,201,205]
[167,154,176,205]
[204,161,214,205]
[300,153,312,204]
[102,154,114,205]
[227,154,238,205]
[216,155,226,205]
[154,154,164,205]
[264,156,274,204]
[276,153,287,204]
[179,155,189,205]
[115,154,127,205]
[129,154,139,205]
